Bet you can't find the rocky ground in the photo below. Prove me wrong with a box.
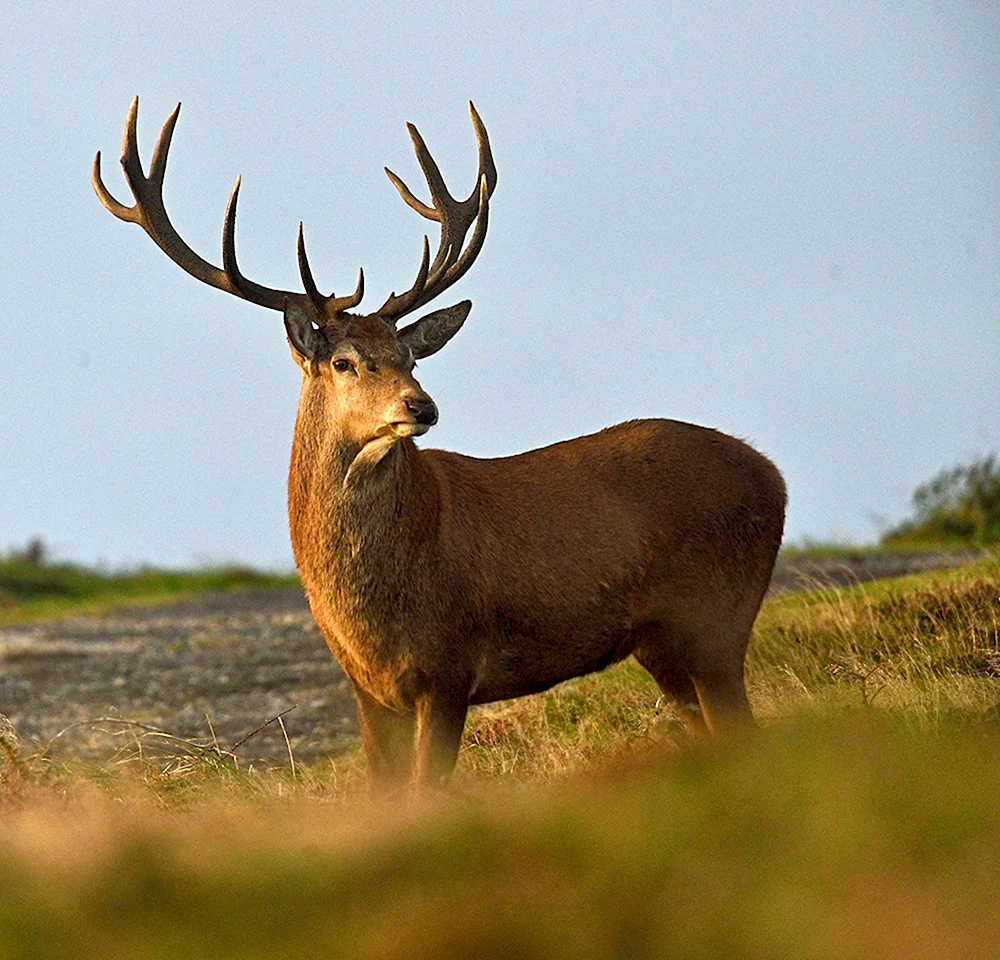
[0,552,982,766]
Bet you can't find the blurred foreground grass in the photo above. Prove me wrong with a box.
[1,720,998,960]
[1,559,998,958]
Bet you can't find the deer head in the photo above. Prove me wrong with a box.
[93,98,496,451]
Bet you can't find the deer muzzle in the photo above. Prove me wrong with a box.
[404,398,439,426]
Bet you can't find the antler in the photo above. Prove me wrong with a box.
[92,97,363,320]
[379,101,497,322]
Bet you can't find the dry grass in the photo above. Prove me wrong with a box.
[748,560,1000,724]
[0,714,21,792]
[1,560,999,958]
[459,661,668,782]
[1,719,999,960]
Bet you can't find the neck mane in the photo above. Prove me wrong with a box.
[287,379,440,621]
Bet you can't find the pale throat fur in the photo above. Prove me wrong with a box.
[287,375,444,701]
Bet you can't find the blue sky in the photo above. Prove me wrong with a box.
[2,1,998,567]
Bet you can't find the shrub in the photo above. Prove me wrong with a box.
[882,453,1000,547]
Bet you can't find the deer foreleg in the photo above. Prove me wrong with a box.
[414,690,469,790]
[354,684,416,795]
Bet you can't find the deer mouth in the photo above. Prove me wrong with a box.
[388,422,432,438]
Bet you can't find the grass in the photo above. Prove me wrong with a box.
[0,555,299,626]
[2,558,999,958]
[746,560,1000,723]
[2,720,999,959]
[778,538,983,558]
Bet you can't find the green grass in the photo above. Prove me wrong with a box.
[778,538,982,558]
[0,556,299,626]
[746,559,1000,724]
[2,720,999,959]
[2,559,999,958]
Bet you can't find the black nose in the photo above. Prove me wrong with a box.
[405,399,438,426]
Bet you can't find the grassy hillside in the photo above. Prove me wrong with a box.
[2,559,998,958]
[0,552,299,625]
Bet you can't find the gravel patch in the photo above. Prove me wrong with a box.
[767,550,983,594]
[0,588,345,766]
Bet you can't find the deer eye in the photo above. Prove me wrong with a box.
[332,358,354,374]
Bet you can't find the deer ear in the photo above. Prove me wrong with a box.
[283,298,324,369]
[397,301,471,359]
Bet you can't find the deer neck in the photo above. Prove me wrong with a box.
[287,379,439,618]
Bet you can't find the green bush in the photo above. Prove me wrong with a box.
[882,453,1000,547]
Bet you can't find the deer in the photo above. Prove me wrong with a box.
[93,98,786,793]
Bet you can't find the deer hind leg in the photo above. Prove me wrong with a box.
[632,632,708,737]
[633,621,754,736]
[687,651,754,734]
[683,617,756,734]
[353,684,416,795]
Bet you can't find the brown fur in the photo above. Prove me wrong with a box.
[93,99,785,793]
[287,312,786,792]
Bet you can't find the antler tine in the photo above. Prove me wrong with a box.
[92,151,135,222]
[222,175,254,295]
[296,223,364,320]
[147,101,180,188]
[385,165,440,223]
[379,235,431,318]
[118,96,145,200]
[406,175,489,314]
[297,222,325,309]
[468,101,498,197]
[379,104,497,322]
[339,268,365,313]
[93,97,307,313]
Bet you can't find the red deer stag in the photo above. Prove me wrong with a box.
[94,98,786,792]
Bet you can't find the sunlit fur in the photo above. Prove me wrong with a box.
[94,98,786,795]
[287,311,786,792]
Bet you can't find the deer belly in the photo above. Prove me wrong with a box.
[468,618,634,705]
